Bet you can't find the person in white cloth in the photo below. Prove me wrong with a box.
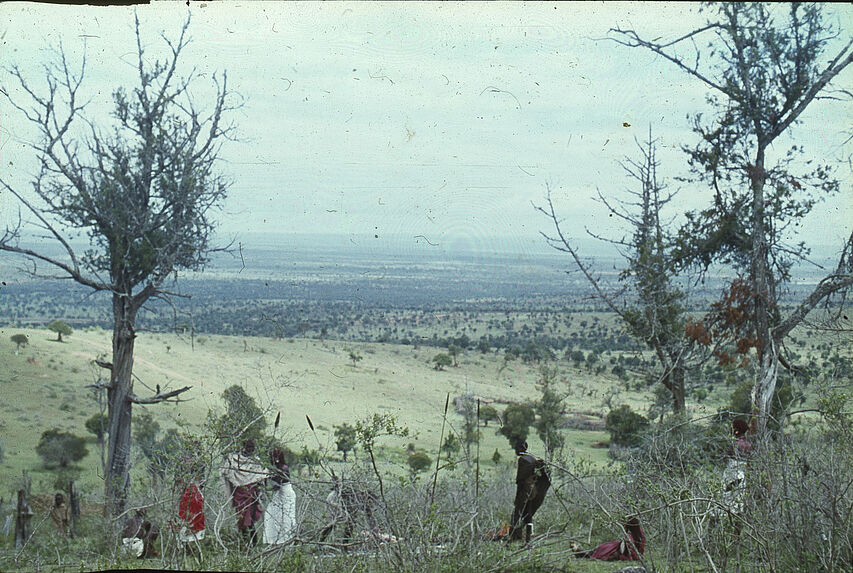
[263,448,296,545]
[220,439,269,546]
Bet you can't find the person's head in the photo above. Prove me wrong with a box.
[242,439,256,455]
[732,418,749,438]
[54,493,65,506]
[625,516,644,541]
[514,440,528,455]
[271,447,286,466]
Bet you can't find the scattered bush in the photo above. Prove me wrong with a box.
[605,404,649,447]
[407,451,432,474]
[47,320,73,342]
[36,428,89,468]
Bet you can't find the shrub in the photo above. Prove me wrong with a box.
[47,320,73,342]
[433,353,452,370]
[407,451,432,474]
[605,404,649,447]
[36,429,88,468]
[85,412,109,443]
[334,422,357,461]
[498,403,536,447]
[10,333,28,352]
[480,405,499,426]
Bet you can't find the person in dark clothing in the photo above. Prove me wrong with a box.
[573,517,645,561]
[509,440,551,542]
[121,508,160,558]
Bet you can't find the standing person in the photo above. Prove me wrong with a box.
[50,493,69,538]
[220,439,268,547]
[721,418,752,515]
[177,462,205,549]
[263,448,296,545]
[509,440,551,542]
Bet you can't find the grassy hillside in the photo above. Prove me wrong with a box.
[1,325,643,494]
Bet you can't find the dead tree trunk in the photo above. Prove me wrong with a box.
[104,293,138,518]
[68,479,81,538]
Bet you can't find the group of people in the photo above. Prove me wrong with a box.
[219,439,296,547]
[504,418,752,563]
[118,438,296,559]
[108,417,752,562]
[504,439,645,562]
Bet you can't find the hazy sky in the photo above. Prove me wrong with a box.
[1,1,851,259]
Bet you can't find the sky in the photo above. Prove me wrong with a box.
[1,1,851,260]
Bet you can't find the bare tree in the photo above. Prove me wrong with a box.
[610,3,853,434]
[0,13,239,516]
[537,131,692,414]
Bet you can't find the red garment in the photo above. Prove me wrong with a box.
[179,483,205,532]
[232,483,263,531]
[589,528,645,561]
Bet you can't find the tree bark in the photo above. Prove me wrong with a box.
[749,145,776,435]
[104,293,138,518]
[15,489,32,550]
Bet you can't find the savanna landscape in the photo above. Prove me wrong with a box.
[1,2,852,573]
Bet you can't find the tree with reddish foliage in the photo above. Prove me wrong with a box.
[612,4,853,434]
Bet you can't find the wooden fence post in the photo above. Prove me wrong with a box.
[68,479,81,538]
[15,489,33,550]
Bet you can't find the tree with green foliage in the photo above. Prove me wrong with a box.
[407,451,432,475]
[447,344,461,367]
[354,413,409,503]
[48,320,73,342]
[133,410,161,459]
[606,405,649,447]
[85,412,109,444]
[611,3,853,434]
[441,433,461,459]
[36,429,89,468]
[217,385,267,447]
[333,422,357,462]
[477,339,491,354]
[534,365,566,458]
[433,353,452,371]
[0,14,237,516]
[10,333,28,353]
[498,403,536,447]
[348,349,363,368]
[480,404,499,427]
[539,134,691,414]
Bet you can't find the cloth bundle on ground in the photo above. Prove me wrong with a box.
[573,518,645,561]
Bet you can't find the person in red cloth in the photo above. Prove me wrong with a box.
[177,462,205,545]
[220,439,268,547]
[573,517,645,561]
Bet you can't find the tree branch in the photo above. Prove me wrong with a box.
[128,385,192,405]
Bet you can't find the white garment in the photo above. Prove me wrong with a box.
[122,537,144,557]
[178,526,205,543]
[263,483,296,544]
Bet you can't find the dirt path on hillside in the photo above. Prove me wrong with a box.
[72,336,195,385]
